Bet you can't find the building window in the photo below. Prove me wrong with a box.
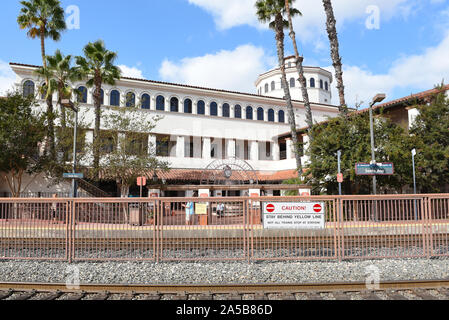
[290,78,295,88]
[125,133,148,156]
[264,83,268,93]
[222,103,230,117]
[170,97,179,112]
[320,79,324,89]
[325,81,329,91]
[23,80,35,97]
[184,99,192,114]
[184,139,194,158]
[246,106,253,120]
[77,86,88,103]
[278,110,285,123]
[156,96,165,111]
[110,90,120,106]
[310,78,315,88]
[210,102,218,116]
[266,142,271,157]
[156,135,169,157]
[268,109,275,122]
[211,144,217,158]
[126,92,136,107]
[234,105,242,118]
[100,131,116,154]
[271,81,275,91]
[257,107,264,121]
[197,100,205,115]
[280,79,284,89]
[141,94,150,109]
[99,89,104,105]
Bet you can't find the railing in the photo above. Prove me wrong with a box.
[0,194,448,262]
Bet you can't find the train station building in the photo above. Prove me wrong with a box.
[2,56,342,198]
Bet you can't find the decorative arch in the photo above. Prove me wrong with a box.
[77,86,88,103]
[170,97,179,112]
[141,93,150,109]
[125,91,136,107]
[197,100,205,115]
[246,106,253,120]
[110,89,121,106]
[268,109,275,122]
[222,103,230,117]
[156,95,165,111]
[200,158,259,186]
[210,101,218,116]
[23,80,35,97]
[257,107,264,121]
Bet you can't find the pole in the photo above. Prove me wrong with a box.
[72,109,78,198]
[337,150,342,196]
[369,103,377,195]
[412,149,417,220]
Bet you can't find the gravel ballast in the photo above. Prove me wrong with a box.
[0,257,448,285]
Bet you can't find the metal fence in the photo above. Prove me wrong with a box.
[0,194,448,262]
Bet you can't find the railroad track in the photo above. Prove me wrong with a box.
[0,280,449,300]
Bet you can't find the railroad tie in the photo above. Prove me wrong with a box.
[384,290,408,300]
[65,291,86,300]
[305,292,323,300]
[0,290,13,300]
[90,291,111,301]
[198,291,213,300]
[142,291,161,300]
[40,291,63,300]
[360,291,381,300]
[228,292,242,300]
[280,292,296,300]
[332,291,349,300]
[10,290,36,301]
[411,289,437,300]
[173,291,188,300]
[435,287,449,299]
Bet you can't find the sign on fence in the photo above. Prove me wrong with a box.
[263,202,326,230]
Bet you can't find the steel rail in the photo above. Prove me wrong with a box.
[1,279,449,294]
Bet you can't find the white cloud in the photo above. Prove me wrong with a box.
[0,60,17,96]
[118,65,144,79]
[188,0,411,41]
[159,44,275,93]
[328,31,449,107]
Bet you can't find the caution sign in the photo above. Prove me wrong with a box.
[263,202,326,230]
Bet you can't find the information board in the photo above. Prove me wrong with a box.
[355,163,394,175]
[263,202,325,230]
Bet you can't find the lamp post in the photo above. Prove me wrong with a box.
[369,93,386,195]
[61,99,79,198]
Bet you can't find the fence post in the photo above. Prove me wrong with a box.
[426,196,433,258]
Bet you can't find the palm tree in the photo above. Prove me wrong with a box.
[322,0,347,115]
[75,40,121,179]
[256,0,302,174]
[17,0,66,159]
[284,0,314,139]
[36,50,77,129]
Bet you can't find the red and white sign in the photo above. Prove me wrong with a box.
[137,176,147,186]
[337,173,344,183]
[263,202,326,230]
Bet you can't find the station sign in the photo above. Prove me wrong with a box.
[63,173,84,179]
[355,163,394,176]
[263,202,325,230]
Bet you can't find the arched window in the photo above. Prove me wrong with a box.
[234,105,242,119]
[170,97,179,112]
[100,89,104,105]
[222,103,230,117]
[290,78,296,88]
[264,83,269,93]
[141,94,150,109]
[184,99,192,114]
[310,78,315,88]
[246,106,253,120]
[23,80,35,97]
[77,86,88,103]
[210,102,218,116]
[257,107,264,121]
[156,95,165,111]
[325,81,329,91]
[268,109,275,122]
[110,90,120,106]
[320,79,324,89]
[40,84,47,100]
[271,81,275,91]
[126,92,136,107]
[278,110,285,123]
[197,100,205,115]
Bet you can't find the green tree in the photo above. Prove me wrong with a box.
[95,106,169,197]
[322,0,347,116]
[0,91,47,197]
[284,0,314,137]
[17,0,67,160]
[75,40,122,179]
[304,112,414,195]
[256,0,303,174]
[410,91,449,193]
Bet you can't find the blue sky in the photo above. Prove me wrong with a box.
[1,0,449,107]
